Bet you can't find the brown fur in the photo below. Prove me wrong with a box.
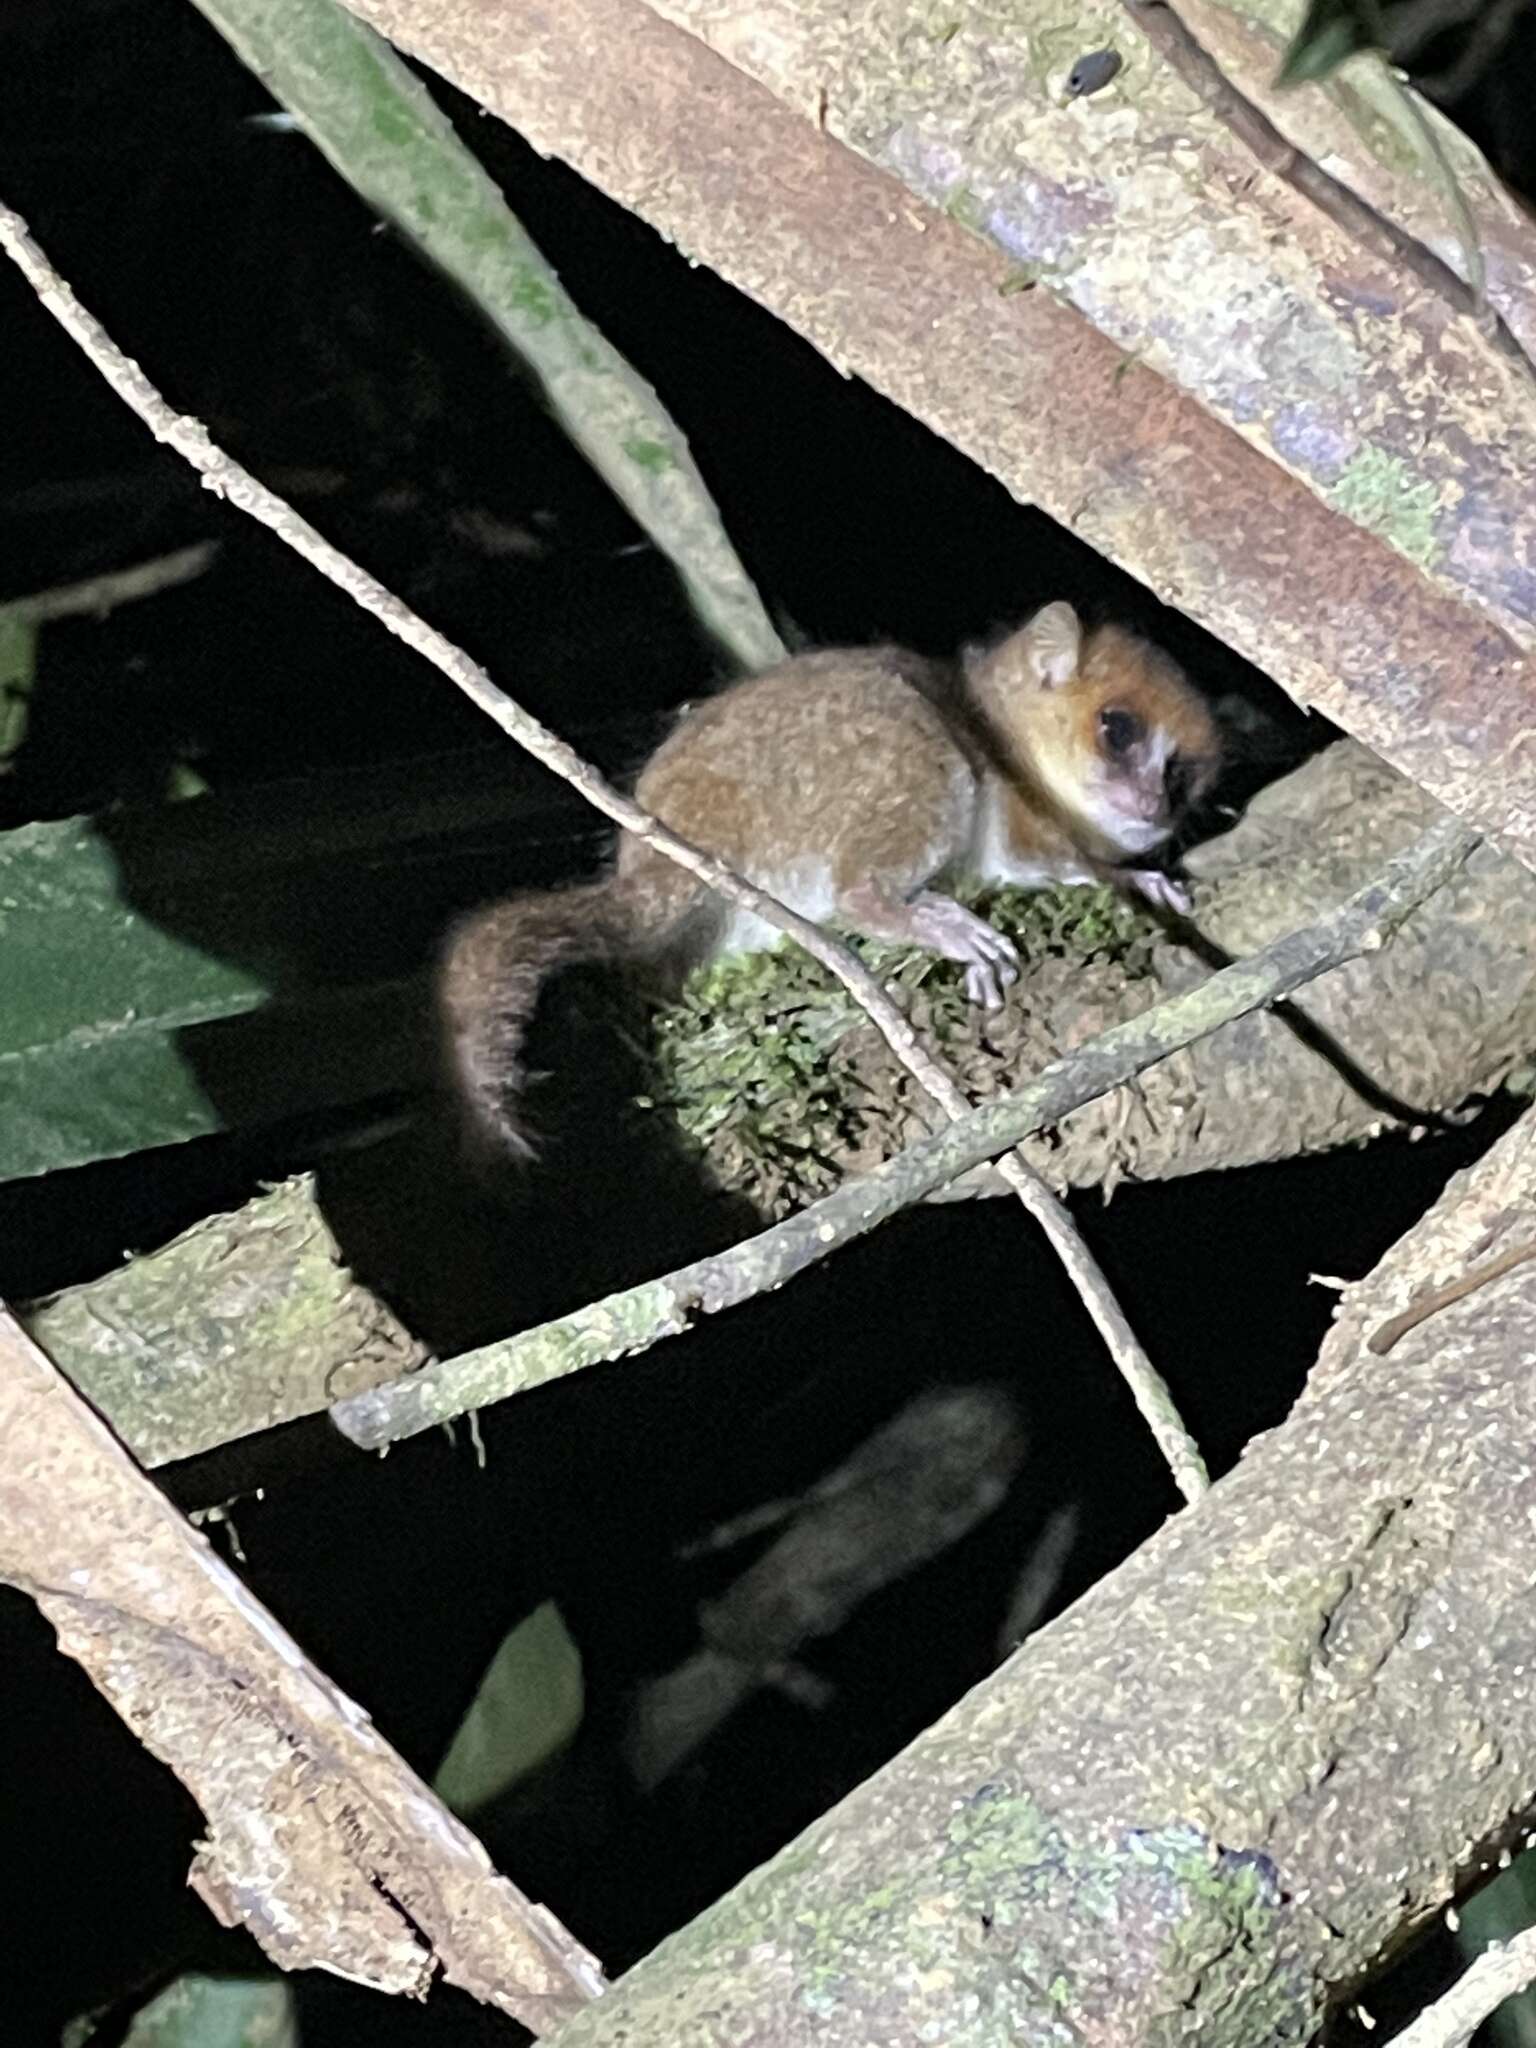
[439,607,1220,1156]
[629,647,968,898]
[441,862,703,1159]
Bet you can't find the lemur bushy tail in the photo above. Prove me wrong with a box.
[439,864,705,1158]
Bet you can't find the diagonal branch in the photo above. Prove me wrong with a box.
[2,541,219,623]
[331,809,1478,1452]
[188,0,786,673]
[1391,1927,1536,2048]
[0,199,1204,1498]
[1126,0,1510,351]
[0,1306,605,2030]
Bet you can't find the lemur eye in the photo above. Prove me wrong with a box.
[1099,706,1143,756]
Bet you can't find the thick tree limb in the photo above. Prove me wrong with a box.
[20,1177,428,1468]
[331,809,1478,1452]
[531,1103,1536,2047]
[1167,0,1536,359]
[0,197,1199,1498]
[336,0,1536,869]
[1130,0,1504,339]
[23,743,1522,1475]
[0,1308,604,2029]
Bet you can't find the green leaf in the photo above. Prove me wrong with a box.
[1278,0,1384,83]
[66,1974,297,2048]
[434,1600,585,1816]
[0,743,608,1183]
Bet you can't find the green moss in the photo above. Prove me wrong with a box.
[646,882,1158,1211]
[676,1788,1304,2043]
[622,437,676,474]
[369,98,416,149]
[944,184,987,229]
[506,267,560,329]
[1328,444,1442,567]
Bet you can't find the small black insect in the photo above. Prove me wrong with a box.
[1065,48,1123,98]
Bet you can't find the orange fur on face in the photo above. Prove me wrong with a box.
[966,609,1219,875]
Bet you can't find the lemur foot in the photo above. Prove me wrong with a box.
[1124,868,1192,916]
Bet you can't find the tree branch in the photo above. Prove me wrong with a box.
[2,541,219,623]
[22,735,1520,1480]
[0,198,1203,1498]
[1392,1928,1536,2048]
[331,809,1478,1452]
[529,1103,1536,2047]
[626,1382,1027,1789]
[663,738,1536,1218]
[20,1176,430,1468]
[0,1306,604,2030]
[1126,0,1511,354]
[338,0,1536,872]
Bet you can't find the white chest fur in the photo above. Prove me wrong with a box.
[968,779,1095,890]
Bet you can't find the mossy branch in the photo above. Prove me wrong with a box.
[647,740,1536,1216]
[526,1106,1536,2047]
[331,810,1478,1452]
[21,1177,427,1470]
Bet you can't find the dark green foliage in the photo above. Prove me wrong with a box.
[1279,0,1388,83]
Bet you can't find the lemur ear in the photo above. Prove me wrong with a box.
[1022,601,1083,689]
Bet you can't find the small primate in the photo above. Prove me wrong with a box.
[441,601,1221,1156]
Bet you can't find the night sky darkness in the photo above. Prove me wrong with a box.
[1,4,1532,2041]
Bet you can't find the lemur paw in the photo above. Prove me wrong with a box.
[909,893,1019,1010]
[1125,869,1192,916]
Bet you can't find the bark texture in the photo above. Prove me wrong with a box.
[337,807,1484,1450]
[540,1106,1536,2047]
[37,745,1535,1468]
[22,1176,426,1468]
[0,1309,604,2029]
[339,0,1536,869]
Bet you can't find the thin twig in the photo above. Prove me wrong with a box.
[1368,1237,1536,1354]
[3,541,219,624]
[331,812,1480,1452]
[1389,1925,1536,2048]
[1126,0,1525,371]
[0,200,1206,1499]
